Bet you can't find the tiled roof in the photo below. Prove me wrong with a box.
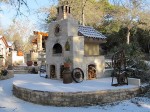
[78,25,106,39]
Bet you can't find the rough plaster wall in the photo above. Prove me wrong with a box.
[84,42,99,56]
[46,18,78,79]
[12,51,24,65]
[0,40,7,66]
[47,18,105,80]
[37,34,42,51]
[72,36,84,75]
[83,56,105,79]
[31,52,38,61]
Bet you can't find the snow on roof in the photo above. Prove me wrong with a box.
[78,25,107,39]
[7,42,13,46]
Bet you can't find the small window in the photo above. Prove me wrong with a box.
[65,6,68,12]
[69,7,70,13]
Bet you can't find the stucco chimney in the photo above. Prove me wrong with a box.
[56,5,71,20]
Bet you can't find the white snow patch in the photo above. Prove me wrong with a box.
[13,74,138,92]
[0,74,150,112]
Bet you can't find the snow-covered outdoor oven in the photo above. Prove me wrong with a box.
[46,5,107,80]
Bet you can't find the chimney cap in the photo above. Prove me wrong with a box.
[59,1,69,6]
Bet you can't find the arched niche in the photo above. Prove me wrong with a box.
[60,65,64,79]
[53,43,62,55]
[65,40,70,51]
[88,64,96,80]
[50,65,56,78]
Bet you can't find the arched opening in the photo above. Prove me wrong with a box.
[50,65,56,78]
[60,65,64,79]
[88,64,96,80]
[53,43,62,55]
[65,6,68,12]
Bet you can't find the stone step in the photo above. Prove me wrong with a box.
[14,70,29,74]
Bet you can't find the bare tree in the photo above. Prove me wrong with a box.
[111,0,150,44]
[4,20,35,53]
[47,0,111,26]
[0,0,30,16]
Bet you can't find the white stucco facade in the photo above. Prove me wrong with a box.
[0,36,8,67]
[11,51,24,65]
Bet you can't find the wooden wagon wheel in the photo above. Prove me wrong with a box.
[71,68,84,83]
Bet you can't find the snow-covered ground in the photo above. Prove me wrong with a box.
[0,74,150,112]
[13,74,138,92]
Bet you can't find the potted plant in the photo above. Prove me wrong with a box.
[64,57,72,68]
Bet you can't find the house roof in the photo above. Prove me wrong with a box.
[33,31,48,37]
[32,31,48,43]
[0,36,9,48]
[78,25,106,39]
[7,42,13,47]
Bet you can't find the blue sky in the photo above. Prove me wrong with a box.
[0,0,57,30]
[0,0,149,31]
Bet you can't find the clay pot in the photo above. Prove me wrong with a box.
[27,61,33,66]
[64,63,70,68]
[17,50,23,56]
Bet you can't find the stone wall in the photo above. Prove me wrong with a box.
[46,17,106,80]
[13,66,39,74]
[13,85,141,107]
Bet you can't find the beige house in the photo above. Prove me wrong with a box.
[46,5,107,80]
[0,36,9,67]
[0,35,25,67]
[27,31,48,65]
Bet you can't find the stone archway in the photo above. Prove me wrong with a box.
[88,64,96,80]
[50,65,56,78]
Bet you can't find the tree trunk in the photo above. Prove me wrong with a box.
[148,41,150,53]
[127,28,130,44]
[82,0,85,26]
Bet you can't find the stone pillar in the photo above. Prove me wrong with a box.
[37,34,42,51]
[55,64,62,79]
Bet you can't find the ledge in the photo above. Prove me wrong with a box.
[13,84,141,107]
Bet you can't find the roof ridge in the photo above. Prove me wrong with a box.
[79,25,93,28]
[78,25,106,39]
